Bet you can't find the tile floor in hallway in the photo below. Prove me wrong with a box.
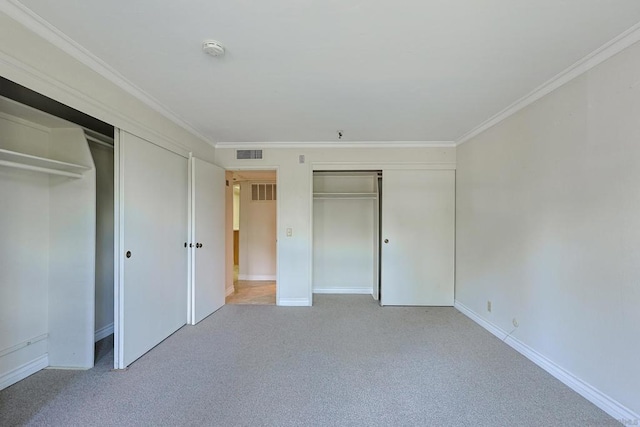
[225,265,276,305]
[226,280,276,305]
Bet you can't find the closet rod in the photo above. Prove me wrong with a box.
[0,159,84,178]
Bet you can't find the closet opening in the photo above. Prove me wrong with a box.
[225,170,278,305]
[0,77,115,388]
[312,170,382,301]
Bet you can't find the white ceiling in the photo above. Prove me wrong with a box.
[13,0,640,144]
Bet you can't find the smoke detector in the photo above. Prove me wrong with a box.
[202,40,225,57]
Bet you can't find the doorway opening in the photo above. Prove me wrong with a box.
[225,170,277,305]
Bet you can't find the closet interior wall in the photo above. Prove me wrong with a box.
[87,136,114,343]
[312,171,380,296]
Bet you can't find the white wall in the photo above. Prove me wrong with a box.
[456,41,640,417]
[238,181,277,280]
[216,147,455,305]
[88,141,114,340]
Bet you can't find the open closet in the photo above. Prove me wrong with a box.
[0,90,114,389]
[312,171,381,298]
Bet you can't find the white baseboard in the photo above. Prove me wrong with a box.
[0,354,49,391]
[225,285,235,297]
[278,298,310,306]
[238,274,276,281]
[313,288,372,294]
[454,300,639,423]
[94,322,114,342]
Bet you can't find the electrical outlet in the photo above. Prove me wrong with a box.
[487,301,492,312]
[512,318,519,328]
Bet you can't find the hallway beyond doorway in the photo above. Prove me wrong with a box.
[227,170,277,305]
[226,279,276,305]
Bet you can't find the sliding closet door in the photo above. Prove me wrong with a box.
[118,132,188,367]
[190,157,226,324]
[381,169,454,306]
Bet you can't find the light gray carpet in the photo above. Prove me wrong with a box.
[0,295,618,426]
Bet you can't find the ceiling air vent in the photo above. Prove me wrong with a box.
[236,149,263,160]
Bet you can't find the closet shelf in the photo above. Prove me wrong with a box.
[313,192,377,199]
[0,148,89,178]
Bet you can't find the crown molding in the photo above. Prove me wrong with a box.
[456,21,640,147]
[0,0,214,146]
[215,140,455,149]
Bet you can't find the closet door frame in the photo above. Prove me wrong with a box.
[308,162,456,307]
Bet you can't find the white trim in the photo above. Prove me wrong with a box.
[0,0,213,147]
[308,162,314,307]
[225,285,235,297]
[94,323,114,342]
[113,128,125,370]
[275,167,281,306]
[454,300,640,423]
[311,162,456,171]
[0,354,49,391]
[187,155,195,325]
[216,141,455,149]
[238,274,276,281]
[278,298,311,307]
[313,288,372,294]
[456,22,640,146]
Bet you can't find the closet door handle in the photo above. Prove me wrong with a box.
[126,251,132,258]
[384,239,389,244]
[196,243,203,248]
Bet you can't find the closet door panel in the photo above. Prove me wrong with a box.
[381,169,454,306]
[191,157,226,324]
[120,132,188,366]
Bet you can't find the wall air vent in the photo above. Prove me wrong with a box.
[236,149,263,160]
[251,183,276,201]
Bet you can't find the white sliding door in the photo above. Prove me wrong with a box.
[117,131,188,367]
[190,157,226,324]
[381,169,454,306]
